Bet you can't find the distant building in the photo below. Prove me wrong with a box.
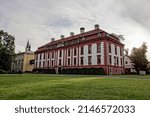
[124,55,136,74]
[34,24,125,75]
[147,62,150,69]
[11,40,35,72]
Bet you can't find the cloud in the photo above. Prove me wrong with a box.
[120,0,150,29]
[0,0,150,59]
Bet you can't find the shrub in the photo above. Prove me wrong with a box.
[3,71,7,74]
[32,68,56,74]
[7,71,15,74]
[17,71,23,74]
[61,68,105,75]
[0,69,4,74]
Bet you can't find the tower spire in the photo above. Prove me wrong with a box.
[25,39,31,51]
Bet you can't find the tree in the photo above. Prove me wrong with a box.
[124,48,129,56]
[129,42,148,73]
[0,30,15,71]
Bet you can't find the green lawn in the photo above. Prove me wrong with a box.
[0,74,150,100]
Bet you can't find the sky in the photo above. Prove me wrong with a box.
[0,0,150,59]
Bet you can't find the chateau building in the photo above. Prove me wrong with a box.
[11,40,35,72]
[34,24,125,75]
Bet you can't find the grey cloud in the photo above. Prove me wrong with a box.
[0,0,150,59]
[120,0,150,29]
[47,17,74,28]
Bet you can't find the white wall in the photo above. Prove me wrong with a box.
[101,42,104,65]
[37,53,40,68]
[92,44,97,65]
[108,43,123,66]
[81,42,105,66]
[36,41,124,68]
[83,45,88,65]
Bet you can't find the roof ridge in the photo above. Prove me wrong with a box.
[39,28,104,48]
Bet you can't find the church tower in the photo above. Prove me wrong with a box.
[25,40,31,52]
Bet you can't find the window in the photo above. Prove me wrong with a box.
[109,68,112,74]
[39,61,41,67]
[47,61,49,67]
[117,57,119,65]
[68,58,70,66]
[43,61,45,67]
[52,60,54,66]
[97,55,101,64]
[88,45,92,54]
[18,59,20,66]
[43,53,45,59]
[80,46,84,55]
[116,69,118,74]
[68,49,70,56]
[88,56,92,65]
[59,59,61,66]
[59,50,62,57]
[74,48,77,56]
[80,57,84,65]
[48,53,50,59]
[125,61,128,64]
[21,63,23,69]
[35,62,37,68]
[109,55,112,65]
[120,48,122,56]
[120,58,123,66]
[97,43,101,53]
[52,52,54,58]
[36,55,38,60]
[40,54,42,60]
[109,44,111,53]
[114,56,116,65]
[74,58,76,66]
[115,46,117,55]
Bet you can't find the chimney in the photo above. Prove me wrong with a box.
[51,38,55,42]
[60,35,65,39]
[70,32,74,36]
[80,27,85,33]
[94,24,99,29]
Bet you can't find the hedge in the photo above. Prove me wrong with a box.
[32,68,56,74]
[61,68,105,75]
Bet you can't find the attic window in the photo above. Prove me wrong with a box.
[81,37,86,41]
[97,33,101,37]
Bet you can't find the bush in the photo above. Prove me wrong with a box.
[0,69,8,74]
[0,69,17,74]
[61,68,105,75]
[7,71,15,74]
[0,69,4,74]
[17,71,23,74]
[32,68,56,74]
[3,71,7,74]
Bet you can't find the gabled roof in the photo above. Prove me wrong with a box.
[35,27,124,53]
[35,28,105,52]
[44,29,104,46]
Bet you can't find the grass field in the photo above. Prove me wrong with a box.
[0,74,150,100]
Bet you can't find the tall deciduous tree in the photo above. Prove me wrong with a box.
[0,30,15,71]
[129,42,148,73]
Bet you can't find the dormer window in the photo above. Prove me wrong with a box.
[97,33,101,37]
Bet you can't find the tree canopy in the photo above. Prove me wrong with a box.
[129,42,148,73]
[0,30,15,71]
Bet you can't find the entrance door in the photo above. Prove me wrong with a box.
[58,67,61,74]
